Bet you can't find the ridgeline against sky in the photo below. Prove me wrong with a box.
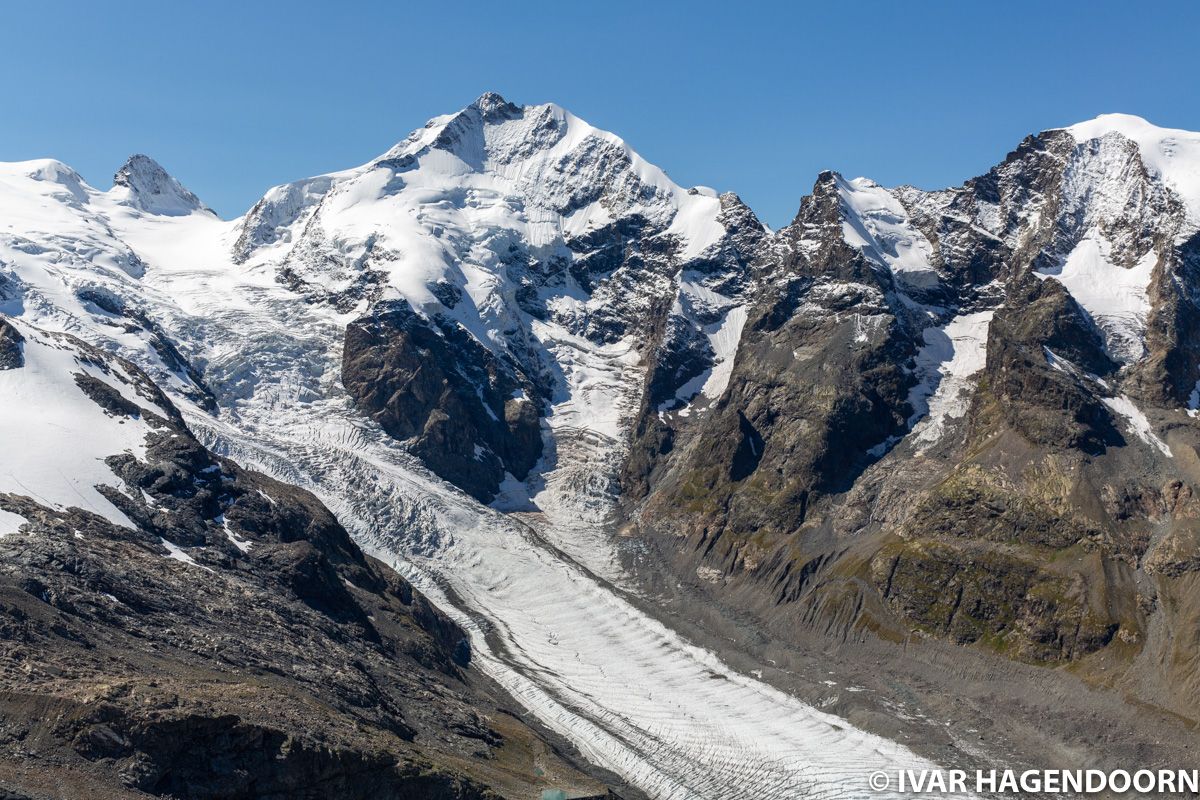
[3,0,1198,227]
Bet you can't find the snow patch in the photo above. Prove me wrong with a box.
[1035,232,1155,362]
[1102,395,1172,456]
[700,305,747,401]
[669,304,749,412]
[0,509,27,537]
[160,537,213,571]
[908,311,994,449]
[218,516,254,553]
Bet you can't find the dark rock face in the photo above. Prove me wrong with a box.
[1126,229,1200,404]
[0,328,606,800]
[870,539,1126,662]
[342,300,543,502]
[976,275,1122,453]
[863,455,1139,663]
[0,318,23,370]
[632,173,926,547]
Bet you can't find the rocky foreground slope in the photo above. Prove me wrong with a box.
[0,319,610,799]
[1,95,1199,797]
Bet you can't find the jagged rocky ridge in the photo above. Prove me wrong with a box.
[626,117,1200,717]
[3,96,1200,795]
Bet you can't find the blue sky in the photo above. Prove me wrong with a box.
[3,0,1197,227]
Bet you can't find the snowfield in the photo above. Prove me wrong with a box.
[1035,232,1156,363]
[0,320,156,529]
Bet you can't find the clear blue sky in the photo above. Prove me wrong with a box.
[3,0,1197,228]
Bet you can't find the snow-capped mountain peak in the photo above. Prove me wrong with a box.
[215,94,759,500]
[471,89,521,119]
[233,93,736,331]
[111,153,210,216]
[1062,113,1200,229]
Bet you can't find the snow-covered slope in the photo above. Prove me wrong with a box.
[0,317,182,531]
[837,175,940,289]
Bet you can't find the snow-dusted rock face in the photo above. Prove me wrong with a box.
[112,153,211,216]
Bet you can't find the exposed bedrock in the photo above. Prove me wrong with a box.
[342,300,543,502]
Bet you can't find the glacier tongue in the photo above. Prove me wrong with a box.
[170,305,948,800]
